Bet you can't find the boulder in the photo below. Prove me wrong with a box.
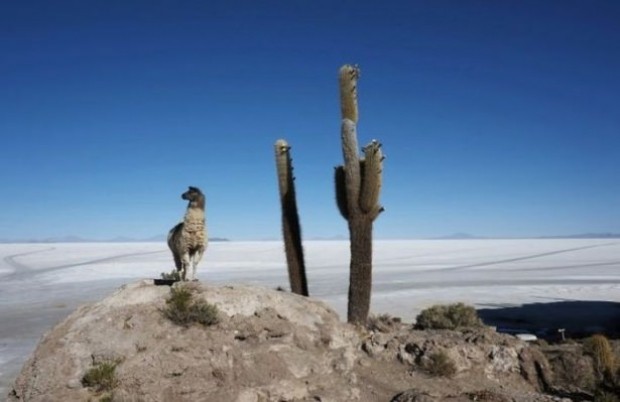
[8,281,361,402]
[8,280,568,402]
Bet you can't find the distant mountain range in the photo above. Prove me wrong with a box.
[0,235,230,244]
[433,232,620,240]
[536,233,620,239]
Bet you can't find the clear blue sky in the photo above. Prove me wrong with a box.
[1,1,618,240]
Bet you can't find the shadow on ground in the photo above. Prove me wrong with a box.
[477,300,620,340]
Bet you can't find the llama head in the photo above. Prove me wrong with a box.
[182,186,205,209]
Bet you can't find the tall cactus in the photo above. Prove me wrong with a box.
[274,139,309,296]
[335,64,384,324]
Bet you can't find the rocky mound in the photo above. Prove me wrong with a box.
[8,280,567,401]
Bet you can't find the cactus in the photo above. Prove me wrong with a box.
[339,64,360,123]
[274,139,309,296]
[336,64,384,324]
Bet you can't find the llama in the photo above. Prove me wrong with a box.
[167,186,207,281]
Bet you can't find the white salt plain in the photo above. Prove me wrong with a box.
[1,239,620,396]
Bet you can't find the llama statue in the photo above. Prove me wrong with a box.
[167,186,207,281]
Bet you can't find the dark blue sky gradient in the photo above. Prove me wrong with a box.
[1,1,618,240]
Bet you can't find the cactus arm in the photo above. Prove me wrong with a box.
[359,140,383,217]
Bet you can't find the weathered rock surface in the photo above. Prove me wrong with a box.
[8,280,573,402]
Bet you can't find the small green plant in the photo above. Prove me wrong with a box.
[162,286,219,327]
[424,350,457,377]
[189,299,219,326]
[165,286,192,314]
[160,270,181,281]
[583,334,617,384]
[415,303,483,330]
[81,360,120,392]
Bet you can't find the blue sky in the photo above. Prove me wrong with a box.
[1,1,618,240]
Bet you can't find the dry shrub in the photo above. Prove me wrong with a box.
[415,303,483,330]
[81,360,120,392]
[367,313,401,333]
[583,334,616,383]
[424,350,457,377]
[162,286,219,327]
[160,270,181,281]
[189,300,220,326]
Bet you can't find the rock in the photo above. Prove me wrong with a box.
[397,343,417,366]
[65,379,81,389]
[8,281,362,402]
[7,280,573,402]
[485,345,520,379]
[361,331,393,357]
[465,389,512,401]
[528,342,605,401]
[519,346,552,391]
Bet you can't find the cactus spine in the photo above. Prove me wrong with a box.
[274,139,309,296]
[336,64,384,324]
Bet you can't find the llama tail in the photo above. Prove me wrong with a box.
[167,223,184,270]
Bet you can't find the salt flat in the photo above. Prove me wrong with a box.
[1,239,620,396]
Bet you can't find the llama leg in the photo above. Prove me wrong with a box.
[172,253,182,279]
[186,254,194,281]
[191,250,204,281]
[181,252,191,281]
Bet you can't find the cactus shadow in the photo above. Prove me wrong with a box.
[476,300,620,340]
